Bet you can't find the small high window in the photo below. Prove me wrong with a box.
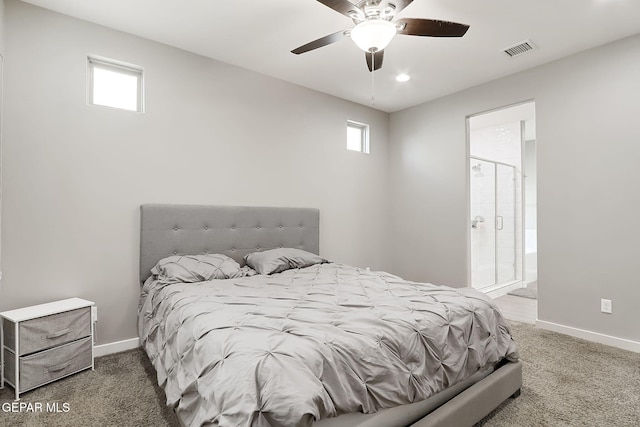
[347,120,369,153]
[88,56,144,112]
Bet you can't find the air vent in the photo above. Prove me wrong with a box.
[502,40,535,57]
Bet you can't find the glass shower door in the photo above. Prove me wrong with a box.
[470,158,516,289]
[496,164,516,284]
[470,159,496,288]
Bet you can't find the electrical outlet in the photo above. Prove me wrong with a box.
[600,299,612,314]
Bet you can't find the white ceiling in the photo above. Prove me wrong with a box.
[21,0,640,112]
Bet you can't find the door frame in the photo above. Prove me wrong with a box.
[466,100,535,296]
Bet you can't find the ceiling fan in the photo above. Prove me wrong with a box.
[291,0,470,72]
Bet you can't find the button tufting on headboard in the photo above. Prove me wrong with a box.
[140,204,320,283]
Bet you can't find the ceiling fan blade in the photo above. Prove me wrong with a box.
[365,50,384,72]
[291,30,349,54]
[316,0,364,19]
[396,18,470,37]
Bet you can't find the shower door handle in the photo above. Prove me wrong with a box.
[496,216,504,230]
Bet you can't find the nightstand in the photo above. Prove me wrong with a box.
[0,298,95,400]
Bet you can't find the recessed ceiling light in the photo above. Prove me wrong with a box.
[396,73,410,82]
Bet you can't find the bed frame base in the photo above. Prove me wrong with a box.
[411,360,522,427]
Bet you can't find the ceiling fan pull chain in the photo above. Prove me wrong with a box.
[370,51,376,106]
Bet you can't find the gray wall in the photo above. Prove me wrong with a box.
[4,0,640,350]
[1,1,391,345]
[0,0,4,54]
[390,34,640,343]
[0,0,4,280]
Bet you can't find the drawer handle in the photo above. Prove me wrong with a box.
[47,361,72,373]
[45,328,71,339]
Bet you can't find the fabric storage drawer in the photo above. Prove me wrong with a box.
[17,336,92,392]
[3,347,16,386]
[6,307,91,355]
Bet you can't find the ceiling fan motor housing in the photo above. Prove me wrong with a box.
[355,0,397,22]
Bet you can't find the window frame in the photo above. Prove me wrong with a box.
[87,55,144,113]
[346,120,370,154]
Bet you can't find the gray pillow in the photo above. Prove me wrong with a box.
[244,248,328,275]
[151,254,242,283]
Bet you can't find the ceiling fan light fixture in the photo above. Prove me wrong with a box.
[350,19,397,52]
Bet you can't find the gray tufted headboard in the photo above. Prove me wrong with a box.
[139,204,320,282]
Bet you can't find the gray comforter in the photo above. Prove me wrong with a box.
[139,263,519,427]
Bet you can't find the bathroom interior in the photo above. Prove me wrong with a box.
[468,101,537,299]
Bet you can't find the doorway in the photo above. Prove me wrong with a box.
[468,101,537,297]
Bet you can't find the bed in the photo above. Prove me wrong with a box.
[138,204,521,427]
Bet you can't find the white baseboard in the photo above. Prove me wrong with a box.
[536,320,640,353]
[94,337,140,357]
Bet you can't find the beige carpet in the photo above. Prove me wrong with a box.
[0,348,180,427]
[1,322,639,426]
